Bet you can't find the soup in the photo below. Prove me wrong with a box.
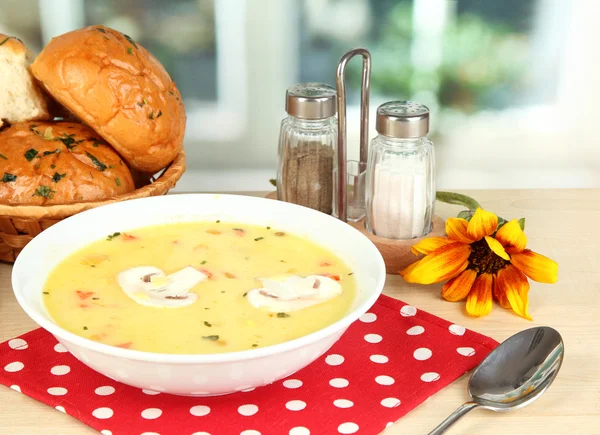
[43,222,356,354]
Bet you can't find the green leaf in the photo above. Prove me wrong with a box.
[24,148,38,161]
[518,218,526,230]
[86,152,107,171]
[457,209,474,221]
[269,178,277,187]
[33,185,55,199]
[1,173,17,183]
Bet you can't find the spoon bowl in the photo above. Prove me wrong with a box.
[429,326,564,434]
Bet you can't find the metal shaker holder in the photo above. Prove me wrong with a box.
[334,48,372,223]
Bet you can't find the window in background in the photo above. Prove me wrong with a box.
[298,0,566,131]
[82,0,217,102]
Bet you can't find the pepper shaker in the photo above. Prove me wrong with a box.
[277,83,337,214]
[365,101,436,239]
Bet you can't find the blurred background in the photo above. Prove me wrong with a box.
[1,0,597,191]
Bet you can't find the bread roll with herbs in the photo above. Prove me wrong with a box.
[31,25,185,173]
[0,34,51,128]
[0,122,135,205]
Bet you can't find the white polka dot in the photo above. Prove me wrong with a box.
[457,347,476,356]
[333,399,354,408]
[141,408,162,419]
[10,385,21,393]
[406,325,425,335]
[375,375,395,386]
[8,338,28,350]
[369,354,389,364]
[289,427,310,435]
[449,324,466,336]
[100,431,112,435]
[240,431,261,435]
[92,407,113,419]
[364,333,382,343]
[338,422,359,434]
[238,404,258,416]
[386,422,394,428]
[191,433,211,435]
[329,378,349,388]
[142,389,161,395]
[141,433,160,435]
[50,365,70,376]
[359,312,377,323]
[47,387,67,396]
[190,405,211,416]
[380,397,401,408]
[421,372,441,382]
[95,386,115,396]
[325,354,344,366]
[400,305,417,317]
[285,400,306,411]
[413,347,432,361]
[283,379,303,389]
[54,343,68,353]
[55,406,66,413]
[4,361,24,372]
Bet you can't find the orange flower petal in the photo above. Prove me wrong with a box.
[493,272,511,309]
[411,237,455,256]
[467,208,498,241]
[466,273,494,317]
[446,218,474,244]
[511,249,558,283]
[400,242,471,285]
[441,269,477,302]
[496,265,532,320]
[496,219,528,254]
[485,236,510,261]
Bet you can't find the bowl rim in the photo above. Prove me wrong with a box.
[12,193,386,364]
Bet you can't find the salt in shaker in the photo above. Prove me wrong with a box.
[365,101,435,239]
[277,83,337,214]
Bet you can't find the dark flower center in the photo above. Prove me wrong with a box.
[467,239,510,274]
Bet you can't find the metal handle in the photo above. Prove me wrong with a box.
[427,402,479,435]
[335,48,371,222]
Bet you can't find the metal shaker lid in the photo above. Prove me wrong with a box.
[375,101,430,138]
[285,83,337,120]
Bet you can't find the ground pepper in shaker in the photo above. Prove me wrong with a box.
[366,101,435,239]
[277,83,337,214]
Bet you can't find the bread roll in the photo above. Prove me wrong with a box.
[0,34,51,128]
[31,26,185,173]
[0,121,135,205]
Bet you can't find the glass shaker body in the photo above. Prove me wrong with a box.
[366,101,435,239]
[277,116,337,214]
[276,83,338,215]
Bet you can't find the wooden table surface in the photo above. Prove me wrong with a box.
[1,189,599,434]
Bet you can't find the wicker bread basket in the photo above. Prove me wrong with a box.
[0,149,186,263]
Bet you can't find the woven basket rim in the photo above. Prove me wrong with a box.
[0,149,186,220]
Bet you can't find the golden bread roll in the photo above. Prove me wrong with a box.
[0,34,51,128]
[31,26,185,173]
[0,121,135,205]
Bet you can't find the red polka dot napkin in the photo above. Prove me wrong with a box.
[1,295,497,435]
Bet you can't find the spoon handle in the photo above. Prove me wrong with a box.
[427,402,479,435]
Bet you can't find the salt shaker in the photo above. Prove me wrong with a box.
[277,83,337,214]
[366,101,435,239]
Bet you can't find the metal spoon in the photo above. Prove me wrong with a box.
[428,326,564,434]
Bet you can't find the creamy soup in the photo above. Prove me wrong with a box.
[43,222,356,354]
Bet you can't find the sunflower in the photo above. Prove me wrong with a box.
[400,208,558,319]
